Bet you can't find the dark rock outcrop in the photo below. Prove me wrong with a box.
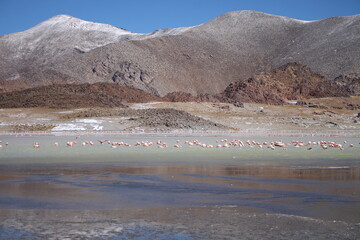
[111,62,159,96]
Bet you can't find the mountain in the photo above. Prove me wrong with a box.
[0,11,359,96]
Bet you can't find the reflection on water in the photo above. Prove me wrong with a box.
[223,166,360,181]
[0,164,360,223]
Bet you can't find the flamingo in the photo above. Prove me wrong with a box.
[33,142,40,148]
[274,142,286,148]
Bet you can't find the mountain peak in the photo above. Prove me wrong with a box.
[37,14,79,26]
[48,14,74,21]
[36,14,131,34]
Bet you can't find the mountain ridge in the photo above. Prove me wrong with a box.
[0,11,359,96]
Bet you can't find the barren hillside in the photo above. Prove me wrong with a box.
[0,11,359,96]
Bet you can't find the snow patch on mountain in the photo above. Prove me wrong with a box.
[1,14,197,58]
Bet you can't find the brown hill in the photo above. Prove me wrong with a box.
[0,82,163,108]
[218,63,349,105]
[165,63,349,105]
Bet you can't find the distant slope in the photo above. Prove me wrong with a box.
[0,11,359,96]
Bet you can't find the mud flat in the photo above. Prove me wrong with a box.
[1,206,360,240]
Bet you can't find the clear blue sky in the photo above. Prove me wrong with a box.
[0,0,359,35]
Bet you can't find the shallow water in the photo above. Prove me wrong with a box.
[0,134,359,166]
[1,134,360,239]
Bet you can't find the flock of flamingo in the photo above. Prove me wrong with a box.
[0,138,356,151]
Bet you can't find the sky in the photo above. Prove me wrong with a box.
[0,0,359,35]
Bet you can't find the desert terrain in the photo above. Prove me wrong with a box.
[0,96,359,134]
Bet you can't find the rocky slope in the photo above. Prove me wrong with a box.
[334,74,360,96]
[0,11,359,96]
[165,63,349,104]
